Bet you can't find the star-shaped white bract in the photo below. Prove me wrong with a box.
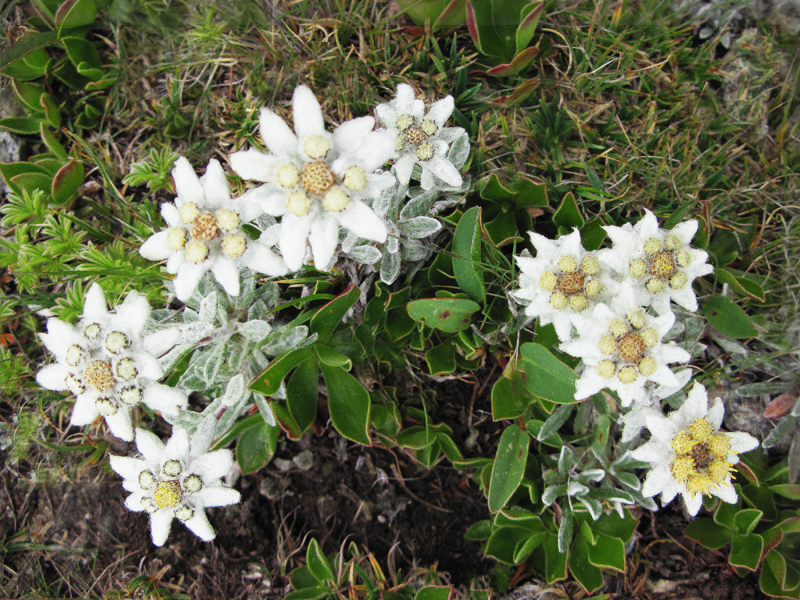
[109,426,240,546]
[560,286,691,406]
[35,283,186,441]
[512,229,618,342]
[230,85,396,272]
[630,382,759,515]
[139,157,287,302]
[374,83,465,191]
[599,209,713,314]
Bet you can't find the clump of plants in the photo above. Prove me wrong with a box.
[1,0,796,597]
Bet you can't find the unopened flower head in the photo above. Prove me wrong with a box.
[139,158,287,301]
[374,83,466,190]
[512,229,618,341]
[600,209,713,314]
[630,382,759,515]
[110,426,240,546]
[230,85,396,272]
[560,285,691,406]
[35,284,186,441]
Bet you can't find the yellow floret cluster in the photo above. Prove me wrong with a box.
[670,418,734,496]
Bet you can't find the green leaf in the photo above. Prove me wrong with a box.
[319,363,371,445]
[0,117,42,135]
[770,484,800,500]
[515,2,543,54]
[51,159,83,205]
[286,357,319,435]
[513,531,547,564]
[55,0,97,29]
[11,172,53,195]
[702,295,757,338]
[306,538,335,582]
[733,509,763,536]
[761,549,800,598]
[236,420,279,474]
[485,526,532,564]
[568,533,604,593]
[40,93,61,128]
[39,123,68,159]
[249,347,315,396]
[536,404,573,442]
[309,284,359,343]
[486,49,540,78]
[729,532,763,571]
[414,586,452,600]
[452,206,485,303]
[426,340,456,376]
[552,192,584,230]
[717,268,766,302]
[407,298,480,333]
[465,519,493,541]
[61,36,103,80]
[517,343,578,404]
[314,344,351,369]
[541,533,568,583]
[488,425,529,512]
[685,518,733,550]
[587,533,626,572]
[480,173,515,201]
[580,217,607,251]
[491,365,529,420]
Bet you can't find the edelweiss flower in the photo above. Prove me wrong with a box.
[110,426,240,546]
[36,283,186,441]
[600,209,713,314]
[512,229,618,341]
[560,286,691,406]
[374,83,465,190]
[630,382,759,515]
[230,85,396,272]
[140,157,287,301]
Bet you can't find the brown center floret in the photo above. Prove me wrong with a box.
[83,360,117,392]
[557,272,585,296]
[617,333,645,363]
[650,251,676,279]
[404,127,428,146]
[691,443,712,470]
[301,161,336,196]
[190,212,220,242]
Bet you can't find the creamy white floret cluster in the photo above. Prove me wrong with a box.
[514,209,712,409]
[514,210,758,515]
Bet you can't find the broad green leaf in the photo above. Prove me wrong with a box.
[517,343,578,404]
[568,533,604,593]
[485,526,532,564]
[314,344,351,369]
[309,284,359,343]
[537,404,573,442]
[39,123,67,160]
[320,363,371,445]
[426,341,456,376]
[730,532,763,571]
[587,533,625,572]
[284,587,327,600]
[249,347,315,396]
[452,206,485,303]
[271,403,303,440]
[717,268,766,302]
[51,159,83,205]
[513,531,547,564]
[286,357,319,434]
[733,509,763,535]
[414,586,452,600]
[407,298,480,333]
[515,2,543,54]
[55,0,97,29]
[480,173,515,201]
[770,484,800,500]
[491,368,529,420]
[289,565,322,589]
[541,533,568,583]
[61,36,103,80]
[12,80,47,113]
[552,192,584,230]
[465,519,493,541]
[488,425,529,512]
[0,117,42,135]
[702,296,757,338]
[11,172,53,195]
[236,420,279,474]
[306,538,335,582]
